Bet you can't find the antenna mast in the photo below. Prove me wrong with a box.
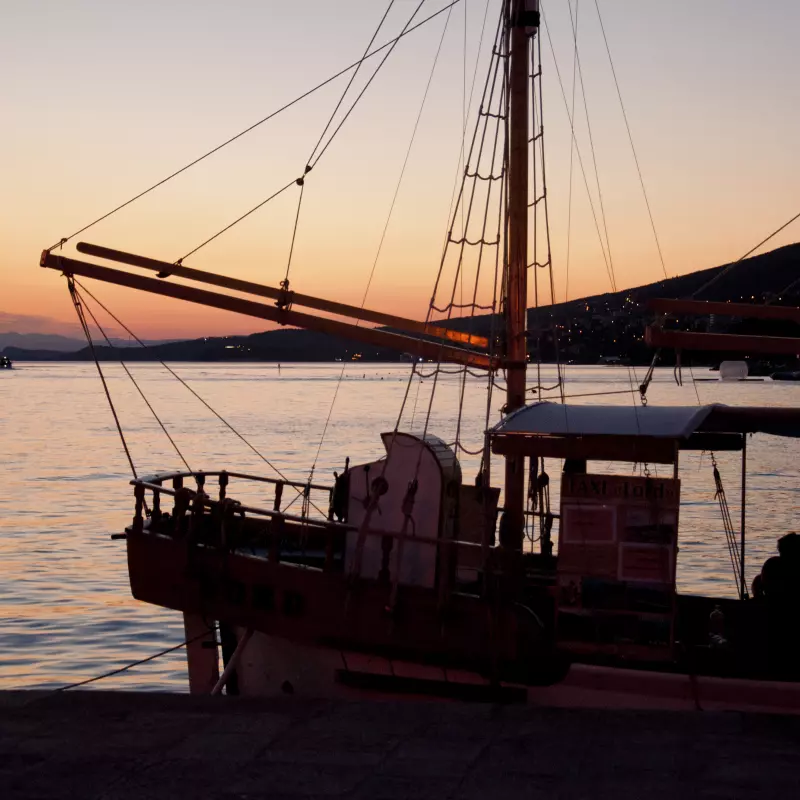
[502,0,537,550]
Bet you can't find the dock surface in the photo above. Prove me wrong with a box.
[1,690,799,799]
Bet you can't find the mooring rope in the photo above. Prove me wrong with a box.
[46,626,217,694]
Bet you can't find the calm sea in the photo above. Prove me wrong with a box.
[1,362,797,691]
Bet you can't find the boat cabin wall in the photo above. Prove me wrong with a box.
[344,434,450,589]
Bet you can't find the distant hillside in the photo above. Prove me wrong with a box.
[2,329,404,364]
[0,332,86,352]
[5,243,799,365]
[0,332,175,357]
[529,242,800,324]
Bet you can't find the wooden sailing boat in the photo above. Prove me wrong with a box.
[41,1,800,709]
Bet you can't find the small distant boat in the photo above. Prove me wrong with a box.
[597,355,631,366]
[0,356,12,370]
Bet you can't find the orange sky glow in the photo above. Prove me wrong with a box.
[1,0,798,340]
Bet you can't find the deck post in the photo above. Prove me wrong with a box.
[219,471,228,502]
[133,484,145,533]
[172,476,183,517]
[151,479,162,520]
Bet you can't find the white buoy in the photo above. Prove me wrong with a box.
[719,360,748,381]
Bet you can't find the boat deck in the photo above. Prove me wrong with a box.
[1,689,798,799]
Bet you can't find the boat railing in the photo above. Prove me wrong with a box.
[127,470,490,577]
[135,469,335,523]
[133,476,340,530]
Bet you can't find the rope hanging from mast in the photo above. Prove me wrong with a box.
[540,8,615,293]
[74,286,192,474]
[711,454,745,598]
[689,208,800,301]
[180,0,430,282]
[306,0,398,167]
[66,278,139,483]
[408,3,507,465]
[69,279,328,519]
[283,0,418,294]
[528,15,565,403]
[563,0,580,306]
[593,0,668,281]
[305,0,459,483]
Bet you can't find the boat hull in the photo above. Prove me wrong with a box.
[214,626,800,715]
[126,529,558,687]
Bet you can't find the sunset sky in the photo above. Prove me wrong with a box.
[1,0,798,340]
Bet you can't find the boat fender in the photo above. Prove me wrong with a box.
[371,475,389,498]
[401,479,418,516]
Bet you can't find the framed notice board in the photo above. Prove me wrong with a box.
[556,473,680,661]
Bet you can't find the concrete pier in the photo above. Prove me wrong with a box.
[1,690,799,799]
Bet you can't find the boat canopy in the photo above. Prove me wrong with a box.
[490,402,800,463]
[495,403,711,439]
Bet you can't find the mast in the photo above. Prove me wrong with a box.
[502,0,536,549]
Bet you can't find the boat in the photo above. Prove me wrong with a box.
[0,356,12,369]
[39,1,800,710]
[597,356,631,367]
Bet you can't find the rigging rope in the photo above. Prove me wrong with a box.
[283,179,306,284]
[67,278,139,482]
[307,0,397,166]
[74,287,192,473]
[690,208,800,300]
[308,0,428,170]
[594,0,669,281]
[567,0,615,287]
[563,0,579,304]
[711,454,744,596]
[377,1,504,489]
[178,179,298,263]
[529,26,566,402]
[409,367,424,431]
[283,0,398,288]
[180,1,431,272]
[541,8,615,292]
[689,362,742,596]
[426,15,506,455]
[307,2,456,477]
[440,0,494,277]
[71,279,328,518]
[46,1,463,252]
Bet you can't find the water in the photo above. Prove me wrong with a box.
[1,362,798,691]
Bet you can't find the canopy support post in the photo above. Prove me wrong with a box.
[740,436,747,601]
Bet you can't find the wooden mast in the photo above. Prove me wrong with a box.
[501,0,534,550]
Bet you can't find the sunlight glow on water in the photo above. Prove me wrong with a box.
[0,362,797,690]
